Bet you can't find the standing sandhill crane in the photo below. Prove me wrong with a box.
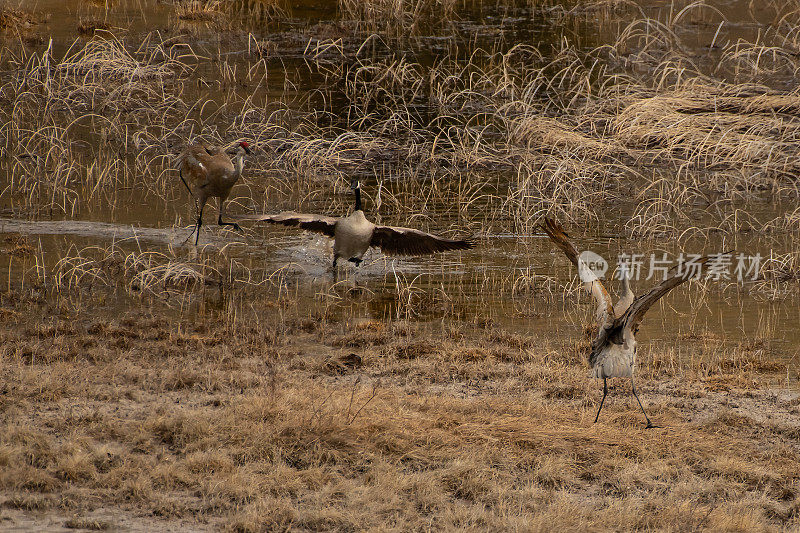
[177,141,251,245]
[240,178,475,274]
[541,218,715,428]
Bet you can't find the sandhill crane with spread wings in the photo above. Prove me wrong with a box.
[541,218,717,428]
[177,141,251,245]
[240,178,475,274]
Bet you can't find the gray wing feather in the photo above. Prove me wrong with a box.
[620,253,725,331]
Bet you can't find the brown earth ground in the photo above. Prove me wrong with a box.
[1,289,799,532]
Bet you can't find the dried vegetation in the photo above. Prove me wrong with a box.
[1,287,799,531]
[2,0,800,530]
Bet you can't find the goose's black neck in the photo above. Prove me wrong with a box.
[354,187,362,211]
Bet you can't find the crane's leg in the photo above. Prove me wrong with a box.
[194,198,206,246]
[217,197,241,231]
[594,377,608,423]
[178,172,201,246]
[179,169,194,199]
[332,255,339,282]
[631,378,657,429]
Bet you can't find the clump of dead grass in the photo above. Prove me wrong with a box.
[63,517,111,530]
[751,251,800,300]
[0,8,40,31]
[338,0,458,36]
[77,18,112,36]
[173,0,226,22]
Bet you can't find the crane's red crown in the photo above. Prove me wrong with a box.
[239,141,249,148]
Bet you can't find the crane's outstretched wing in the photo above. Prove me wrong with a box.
[370,226,475,256]
[240,212,338,237]
[541,218,615,328]
[620,253,726,332]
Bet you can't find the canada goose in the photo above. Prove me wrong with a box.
[177,141,252,245]
[541,218,716,428]
[241,178,475,273]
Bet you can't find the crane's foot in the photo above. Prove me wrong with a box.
[644,421,660,429]
[330,257,340,282]
[180,230,196,246]
[219,221,242,232]
[348,286,364,296]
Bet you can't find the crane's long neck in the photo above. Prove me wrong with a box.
[234,153,245,178]
[613,267,635,318]
[354,187,362,211]
[621,271,631,296]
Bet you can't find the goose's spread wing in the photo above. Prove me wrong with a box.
[541,218,615,328]
[370,225,474,256]
[620,253,724,331]
[239,212,337,237]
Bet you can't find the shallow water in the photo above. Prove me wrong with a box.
[1,0,799,375]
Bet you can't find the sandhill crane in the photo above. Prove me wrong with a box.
[541,218,715,428]
[241,178,475,274]
[177,141,251,245]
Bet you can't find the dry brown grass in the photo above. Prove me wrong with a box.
[0,288,798,531]
[338,0,458,36]
[173,0,226,22]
